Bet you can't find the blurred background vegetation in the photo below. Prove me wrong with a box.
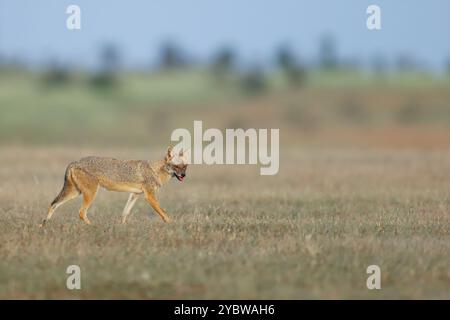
[1,37,449,149]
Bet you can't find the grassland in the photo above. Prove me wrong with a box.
[0,146,449,299]
[0,70,449,299]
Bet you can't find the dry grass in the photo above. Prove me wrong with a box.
[0,146,448,299]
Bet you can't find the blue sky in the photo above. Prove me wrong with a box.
[0,0,449,71]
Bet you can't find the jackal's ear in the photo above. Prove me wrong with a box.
[165,146,174,162]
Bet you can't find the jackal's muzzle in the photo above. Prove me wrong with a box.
[173,172,186,181]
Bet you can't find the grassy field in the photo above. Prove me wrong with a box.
[0,70,449,299]
[0,146,449,299]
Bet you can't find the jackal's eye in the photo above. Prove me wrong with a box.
[174,165,186,172]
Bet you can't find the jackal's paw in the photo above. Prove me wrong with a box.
[80,217,92,225]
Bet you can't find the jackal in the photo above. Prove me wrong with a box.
[40,146,188,227]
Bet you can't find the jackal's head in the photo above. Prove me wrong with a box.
[164,146,189,182]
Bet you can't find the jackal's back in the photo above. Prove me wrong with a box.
[71,156,158,190]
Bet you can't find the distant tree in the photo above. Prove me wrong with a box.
[319,34,338,70]
[276,45,307,86]
[241,65,267,95]
[89,43,121,89]
[42,58,70,86]
[211,47,235,79]
[158,42,185,70]
[100,43,120,73]
[89,72,115,88]
[371,54,389,76]
[277,46,295,70]
[396,54,416,73]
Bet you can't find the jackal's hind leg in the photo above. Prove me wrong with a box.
[40,179,79,227]
[73,169,99,225]
[78,189,98,225]
[121,193,140,224]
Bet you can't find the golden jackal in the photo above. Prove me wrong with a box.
[40,146,188,226]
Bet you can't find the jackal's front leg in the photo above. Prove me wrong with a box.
[122,193,140,224]
[143,188,171,223]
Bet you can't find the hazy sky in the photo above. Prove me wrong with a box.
[1,0,449,70]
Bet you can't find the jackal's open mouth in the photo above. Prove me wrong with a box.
[173,173,184,181]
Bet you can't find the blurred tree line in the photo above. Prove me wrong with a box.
[1,34,449,94]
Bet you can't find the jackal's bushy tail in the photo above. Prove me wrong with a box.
[50,163,80,206]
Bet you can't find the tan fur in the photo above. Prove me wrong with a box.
[40,146,188,227]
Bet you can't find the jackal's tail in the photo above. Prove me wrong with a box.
[40,163,81,227]
[50,163,80,206]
